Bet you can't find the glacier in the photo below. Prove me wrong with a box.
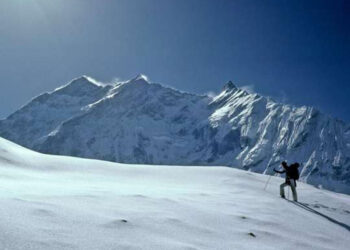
[0,75,349,193]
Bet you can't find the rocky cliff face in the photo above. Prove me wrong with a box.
[1,75,349,193]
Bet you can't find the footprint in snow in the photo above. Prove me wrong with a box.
[248,232,256,238]
[131,194,148,198]
[103,219,129,228]
[32,209,56,217]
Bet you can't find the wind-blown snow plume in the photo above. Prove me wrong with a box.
[240,84,255,94]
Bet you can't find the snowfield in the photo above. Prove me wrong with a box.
[0,137,349,250]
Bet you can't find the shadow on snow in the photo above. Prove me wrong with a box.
[288,200,350,232]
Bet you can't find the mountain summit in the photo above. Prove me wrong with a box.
[0,76,349,193]
[223,80,237,91]
[131,73,149,83]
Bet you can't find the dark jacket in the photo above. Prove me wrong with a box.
[274,163,300,185]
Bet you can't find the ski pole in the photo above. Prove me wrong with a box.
[263,174,272,191]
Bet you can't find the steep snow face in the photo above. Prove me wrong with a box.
[0,76,111,148]
[208,86,350,193]
[0,137,349,250]
[37,77,212,164]
[0,76,349,193]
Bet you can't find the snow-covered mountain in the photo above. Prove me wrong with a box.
[0,136,349,249]
[0,75,349,193]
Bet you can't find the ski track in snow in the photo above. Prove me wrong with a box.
[0,137,349,250]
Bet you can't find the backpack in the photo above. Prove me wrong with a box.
[288,163,300,180]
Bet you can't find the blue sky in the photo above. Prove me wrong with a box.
[0,0,349,121]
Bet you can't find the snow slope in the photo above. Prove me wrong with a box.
[0,75,349,194]
[0,137,349,250]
